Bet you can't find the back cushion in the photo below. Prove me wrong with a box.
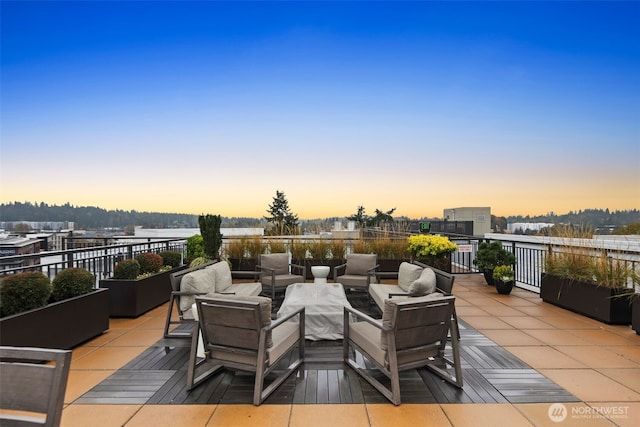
[179,269,216,312]
[209,294,273,348]
[261,253,289,275]
[398,262,423,291]
[408,267,437,295]
[345,254,377,275]
[207,261,233,292]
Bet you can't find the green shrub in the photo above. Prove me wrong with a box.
[51,268,95,302]
[0,272,52,317]
[185,234,206,263]
[113,259,140,279]
[473,241,516,271]
[135,252,163,274]
[159,250,182,268]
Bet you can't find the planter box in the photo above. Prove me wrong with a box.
[540,274,632,325]
[632,294,640,335]
[413,254,452,273]
[0,288,110,350]
[228,258,258,272]
[378,259,407,274]
[99,266,187,317]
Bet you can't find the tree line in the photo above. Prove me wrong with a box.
[1,201,638,232]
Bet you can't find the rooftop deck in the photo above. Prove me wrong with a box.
[61,274,640,426]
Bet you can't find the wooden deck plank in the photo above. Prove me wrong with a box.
[76,306,580,406]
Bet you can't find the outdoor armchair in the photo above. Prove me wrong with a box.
[343,294,462,405]
[258,253,306,301]
[1,346,72,427]
[333,253,379,291]
[187,295,305,405]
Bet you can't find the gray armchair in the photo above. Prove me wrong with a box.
[343,294,462,405]
[258,253,306,300]
[1,346,72,427]
[333,253,379,291]
[187,295,305,405]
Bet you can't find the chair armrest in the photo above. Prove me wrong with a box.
[291,263,306,278]
[267,307,305,331]
[388,292,410,299]
[344,306,386,330]
[333,263,347,280]
[172,290,208,297]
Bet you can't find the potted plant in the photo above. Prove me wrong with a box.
[493,265,515,295]
[0,269,109,349]
[99,251,185,317]
[473,241,516,285]
[407,234,458,273]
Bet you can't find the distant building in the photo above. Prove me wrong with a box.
[507,222,555,234]
[0,234,42,273]
[441,207,492,236]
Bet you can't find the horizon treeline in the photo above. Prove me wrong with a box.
[0,201,639,231]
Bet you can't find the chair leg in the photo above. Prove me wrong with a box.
[186,322,222,390]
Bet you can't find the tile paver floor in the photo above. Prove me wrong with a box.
[56,274,640,426]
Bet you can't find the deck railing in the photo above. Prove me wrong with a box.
[0,238,187,286]
[2,234,638,293]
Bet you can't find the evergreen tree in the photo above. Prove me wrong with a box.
[264,191,299,236]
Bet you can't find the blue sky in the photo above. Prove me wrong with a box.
[1,1,638,219]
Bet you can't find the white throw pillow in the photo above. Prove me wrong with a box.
[207,261,233,292]
[179,268,216,313]
[408,267,437,295]
[397,262,423,292]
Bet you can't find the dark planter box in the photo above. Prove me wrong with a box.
[378,259,407,273]
[228,258,258,272]
[540,274,632,325]
[632,294,640,335]
[0,288,110,350]
[99,266,187,317]
[413,254,452,273]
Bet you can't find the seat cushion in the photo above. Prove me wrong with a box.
[397,262,423,292]
[261,253,290,275]
[349,321,386,367]
[179,268,216,315]
[268,321,301,366]
[408,267,437,295]
[207,261,233,292]
[262,274,304,288]
[345,254,377,275]
[339,274,372,288]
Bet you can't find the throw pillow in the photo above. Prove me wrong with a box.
[397,262,423,292]
[207,261,233,292]
[408,267,437,295]
[179,268,216,313]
